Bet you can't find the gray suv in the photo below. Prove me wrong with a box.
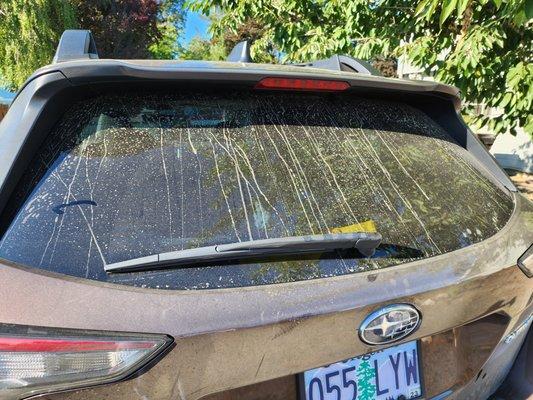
[0,30,531,400]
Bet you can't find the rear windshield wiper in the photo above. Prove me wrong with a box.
[104,232,382,273]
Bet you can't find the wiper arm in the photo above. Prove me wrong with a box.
[104,232,382,273]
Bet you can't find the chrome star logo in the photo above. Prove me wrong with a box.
[359,304,421,345]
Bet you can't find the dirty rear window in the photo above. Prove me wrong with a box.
[0,91,513,289]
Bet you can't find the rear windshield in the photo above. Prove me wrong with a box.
[0,91,513,289]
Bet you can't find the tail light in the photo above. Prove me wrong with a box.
[0,325,172,399]
[254,77,350,91]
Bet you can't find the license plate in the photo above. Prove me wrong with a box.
[302,341,422,400]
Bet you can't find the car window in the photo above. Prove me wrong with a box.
[0,91,513,289]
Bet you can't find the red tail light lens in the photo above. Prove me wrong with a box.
[0,329,172,399]
[254,77,350,91]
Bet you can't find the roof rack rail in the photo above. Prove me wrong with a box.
[293,55,381,76]
[226,41,380,75]
[53,30,99,63]
[226,40,253,63]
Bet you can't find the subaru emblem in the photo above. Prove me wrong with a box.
[359,304,421,345]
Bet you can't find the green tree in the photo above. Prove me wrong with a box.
[178,12,228,61]
[178,13,279,62]
[73,0,161,59]
[356,359,376,400]
[0,0,186,90]
[0,0,77,90]
[189,0,533,136]
[150,0,186,59]
[178,36,226,60]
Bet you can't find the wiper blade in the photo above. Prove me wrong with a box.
[104,232,382,273]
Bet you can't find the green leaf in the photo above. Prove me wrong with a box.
[456,0,470,15]
[416,0,439,20]
[500,92,513,108]
[440,0,458,26]
[526,0,533,19]
[415,0,431,16]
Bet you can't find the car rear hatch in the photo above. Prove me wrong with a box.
[0,63,531,400]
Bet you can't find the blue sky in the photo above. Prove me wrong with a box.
[0,88,15,103]
[181,11,210,45]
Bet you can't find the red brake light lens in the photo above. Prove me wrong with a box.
[254,77,350,91]
[0,337,156,352]
[0,329,172,399]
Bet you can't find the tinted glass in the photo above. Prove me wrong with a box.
[0,91,513,289]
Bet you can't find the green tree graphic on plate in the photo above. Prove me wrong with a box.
[356,359,376,400]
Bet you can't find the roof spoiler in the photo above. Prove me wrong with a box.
[53,30,99,63]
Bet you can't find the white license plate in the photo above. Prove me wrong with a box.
[303,341,422,400]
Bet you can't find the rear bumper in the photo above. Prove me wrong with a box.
[1,194,532,400]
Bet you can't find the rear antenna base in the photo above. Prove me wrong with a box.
[227,40,253,63]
